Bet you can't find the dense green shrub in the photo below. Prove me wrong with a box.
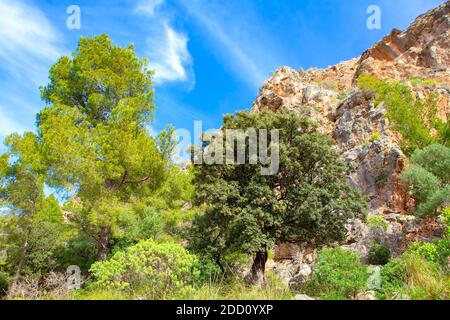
[306,247,368,300]
[400,164,440,206]
[368,241,391,265]
[377,253,449,300]
[21,221,67,278]
[408,209,449,267]
[401,144,449,218]
[367,215,389,231]
[444,207,450,235]
[113,207,166,251]
[357,74,448,154]
[409,240,450,267]
[410,144,450,181]
[89,240,202,299]
[415,187,450,218]
[58,235,98,273]
[377,257,407,299]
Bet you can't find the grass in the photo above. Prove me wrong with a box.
[69,272,294,300]
[181,273,293,300]
[403,254,449,300]
[378,253,449,300]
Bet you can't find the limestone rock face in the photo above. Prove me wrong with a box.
[253,71,412,216]
[355,2,450,85]
[254,2,449,281]
[268,243,316,287]
[252,67,339,134]
[253,2,449,216]
[331,91,411,215]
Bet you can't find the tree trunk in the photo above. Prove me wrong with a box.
[249,250,268,285]
[8,225,31,297]
[97,225,111,261]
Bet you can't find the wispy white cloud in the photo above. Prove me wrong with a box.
[0,0,62,83]
[178,0,283,90]
[134,0,194,87]
[0,0,62,138]
[145,22,194,85]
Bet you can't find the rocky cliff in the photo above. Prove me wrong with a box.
[253,1,449,285]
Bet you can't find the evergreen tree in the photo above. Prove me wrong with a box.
[190,111,367,283]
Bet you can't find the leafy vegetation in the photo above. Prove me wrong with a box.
[368,241,391,265]
[377,209,450,300]
[305,247,368,300]
[357,74,449,154]
[369,131,381,143]
[377,253,449,300]
[401,144,449,218]
[0,35,448,301]
[190,111,367,283]
[89,240,202,299]
[367,215,389,231]
[0,35,190,299]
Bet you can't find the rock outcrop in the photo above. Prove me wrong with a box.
[355,2,450,85]
[253,1,449,284]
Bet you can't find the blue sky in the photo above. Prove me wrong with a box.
[0,0,445,154]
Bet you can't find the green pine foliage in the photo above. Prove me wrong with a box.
[1,35,449,300]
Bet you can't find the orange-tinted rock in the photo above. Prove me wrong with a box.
[255,3,448,270]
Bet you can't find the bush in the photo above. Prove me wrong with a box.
[89,240,202,299]
[400,164,440,206]
[410,144,450,181]
[367,215,389,231]
[370,132,381,142]
[377,257,407,300]
[401,145,449,218]
[409,239,450,268]
[444,207,450,236]
[368,241,391,265]
[378,253,449,300]
[58,235,98,273]
[306,247,368,300]
[357,74,448,154]
[415,187,450,218]
[123,207,165,243]
[409,207,450,270]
